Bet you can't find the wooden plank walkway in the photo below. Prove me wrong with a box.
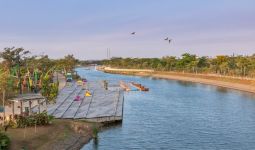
[47,81,124,122]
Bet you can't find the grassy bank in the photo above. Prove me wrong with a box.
[5,119,101,150]
[101,67,255,94]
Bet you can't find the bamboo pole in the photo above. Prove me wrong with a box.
[12,102,14,119]
[29,101,32,115]
[20,101,23,116]
[2,90,5,126]
[38,99,41,113]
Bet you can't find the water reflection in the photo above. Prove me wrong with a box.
[215,87,229,93]
[80,68,255,150]
[92,138,98,150]
[176,80,198,87]
[100,122,122,132]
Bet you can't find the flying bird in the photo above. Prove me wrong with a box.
[131,32,136,35]
[164,37,168,40]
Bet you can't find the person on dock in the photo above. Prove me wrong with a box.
[103,80,108,90]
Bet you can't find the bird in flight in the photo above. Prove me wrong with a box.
[164,37,168,40]
[131,32,136,35]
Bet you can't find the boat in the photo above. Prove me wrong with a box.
[131,82,149,91]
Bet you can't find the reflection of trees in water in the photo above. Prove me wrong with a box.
[93,138,99,150]
[176,81,197,87]
[101,122,122,132]
[216,87,255,100]
[92,122,122,150]
[216,87,228,93]
[231,90,255,99]
[242,93,255,100]
[175,80,255,101]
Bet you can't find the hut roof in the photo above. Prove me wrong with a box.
[8,93,45,102]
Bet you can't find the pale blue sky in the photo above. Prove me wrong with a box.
[0,0,254,59]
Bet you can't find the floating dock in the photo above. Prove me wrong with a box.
[47,81,124,123]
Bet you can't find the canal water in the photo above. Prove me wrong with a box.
[78,68,255,150]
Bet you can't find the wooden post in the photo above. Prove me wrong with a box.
[29,101,32,115]
[57,72,59,83]
[20,101,23,116]
[12,102,15,119]
[38,99,41,113]
[2,90,5,126]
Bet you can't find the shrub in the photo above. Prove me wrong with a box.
[41,75,59,104]
[92,126,98,139]
[15,112,54,128]
[8,119,18,129]
[0,132,10,150]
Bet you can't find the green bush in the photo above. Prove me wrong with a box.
[0,132,10,150]
[15,112,54,128]
[8,119,18,129]
[41,74,59,103]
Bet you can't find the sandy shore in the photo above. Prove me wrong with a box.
[101,67,255,94]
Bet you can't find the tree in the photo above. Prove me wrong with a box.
[102,53,255,77]
[236,56,251,76]
[0,68,10,125]
[197,56,209,68]
[0,47,29,70]
[162,56,177,71]
[0,47,30,94]
[213,55,228,74]
[178,53,196,72]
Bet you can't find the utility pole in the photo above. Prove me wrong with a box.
[109,49,111,59]
[106,49,108,60]
[106,48,111,60]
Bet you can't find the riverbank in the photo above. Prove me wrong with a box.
[6,119,101,150]
[100,67,255,94]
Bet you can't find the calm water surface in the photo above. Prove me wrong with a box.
[78,68,255,150]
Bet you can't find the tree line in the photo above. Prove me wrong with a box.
[0,47,78,102]
[103,53,255,78]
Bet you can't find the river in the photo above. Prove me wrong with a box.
[78,68,255,150]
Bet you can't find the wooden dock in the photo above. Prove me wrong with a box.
[120,81,131,91]
[131,82,149,91]
[119,81,149,92]
[47,81,124,123]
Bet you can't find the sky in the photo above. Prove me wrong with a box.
[0,0,255,60]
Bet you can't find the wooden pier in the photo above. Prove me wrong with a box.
[120,81,131,91]
[119,81,149,92]
[47,81,124,123]
[131,82,149,91]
